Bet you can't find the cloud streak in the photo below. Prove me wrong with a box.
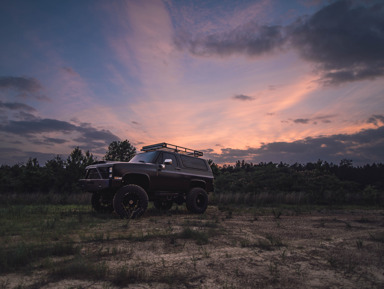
[292,114,336,125]
[0,101,36,112]
[233,94,255,101]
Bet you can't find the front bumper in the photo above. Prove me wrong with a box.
[79,178,122,192]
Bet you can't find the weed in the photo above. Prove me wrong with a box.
[295,264,304,278]
[240,238,277,251]
[183,220,219,229]
[226,210,233,219]
[266,233,284,247]
[0,242,80,273]
[223,282,236,289]
[92,232,105,242]
[0,279,9,289]
[190,255,199,271]
[112,266,147,286]
[343,221,352,230]
[268,261,280,283]
[154,270,191,286]
[200,246,211,258]
[234,267,242,277]
[44,218,58,230]
[179,227,209,245]
[356,216,372,223]
[369,232,384,243]
[356,239,363,249]
[49,255,108,280]
[280,249,287,263]
[272,209,282,219]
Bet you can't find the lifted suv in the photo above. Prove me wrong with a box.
[79,143,214,219]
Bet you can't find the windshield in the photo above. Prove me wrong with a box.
[129,151,158,163]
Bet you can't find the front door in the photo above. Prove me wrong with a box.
[151,152,183,192]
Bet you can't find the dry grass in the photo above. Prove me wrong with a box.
[0,196,384,288]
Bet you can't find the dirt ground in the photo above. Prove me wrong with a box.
[2,206,384,288]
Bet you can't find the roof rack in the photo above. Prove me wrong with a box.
[141,142,203,157]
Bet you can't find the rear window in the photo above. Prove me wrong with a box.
[180,155,208,170]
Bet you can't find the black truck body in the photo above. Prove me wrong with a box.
[79,143,214,218]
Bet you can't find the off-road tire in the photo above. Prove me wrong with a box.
[153,199,173,211]
[113,185,148,219]
[91,191,113,213]
[186,187,208,214]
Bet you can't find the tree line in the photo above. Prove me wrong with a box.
[0,140,136,194]
[211,159,384,205]
[1,139,383,205]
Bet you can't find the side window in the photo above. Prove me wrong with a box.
[180,155,208,170]
[160,152,178,167]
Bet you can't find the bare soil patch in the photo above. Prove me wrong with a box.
[1,206,384,288]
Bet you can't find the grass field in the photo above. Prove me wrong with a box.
[0,193,384,288]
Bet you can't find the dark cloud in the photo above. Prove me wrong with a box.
[13,111,38,121]
[0,101,36,112]
[61,67,79,77]
[289,0,384,85]
[233,94,255,101]
[44,137,68,144]
[0,76,48,99]
[205,125,384,165]
[291,114,336,125]
[293,118,310,124]
[0,117,119,146]
[367,114,384,126]
[175,0,384,85]
[78,126,118,145]
[29,137,68,146]
[1,118,76,135]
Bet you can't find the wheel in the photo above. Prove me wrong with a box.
[113,185,148,219]
[153,199,173,211]
[91,191,113,213]
[186,187,208,214]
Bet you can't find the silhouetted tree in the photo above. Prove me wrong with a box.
[104,140,136,162]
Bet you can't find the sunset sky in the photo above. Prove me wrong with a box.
[1,0,384,166]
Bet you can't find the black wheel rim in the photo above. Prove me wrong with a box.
[196,193,206,208]
[122,192,140,217]
[99,197,111,209]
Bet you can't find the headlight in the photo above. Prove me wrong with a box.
[109,167,113,178]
